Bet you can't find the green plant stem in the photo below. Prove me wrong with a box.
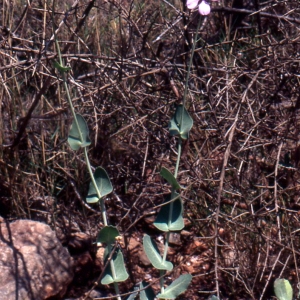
[83,148,108,226]
[175,18,201,179]
[52,1,83,145]
[154,14,202,300]
[53,10,109,227]
[55,48,83,144]
[56,40,109,227]
[113,283,121,300]
[162,232,170,263]
[157,17,201,291]
[159,270,165,294]
[160,202,172,294]
[107,244,121,300]
[52,3,119,299]
[56,34,109,227]
[64,82,83,142]
[174,138,182,179]
[182,16,202,109]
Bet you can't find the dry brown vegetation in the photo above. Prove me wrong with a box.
[1,0,300,299]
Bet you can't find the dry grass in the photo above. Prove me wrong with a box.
[1,0,300,299]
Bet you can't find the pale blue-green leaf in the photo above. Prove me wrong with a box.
[101,247,129,285]
[143,235,173,271]
[97,226,120,245]
[168,105,193,140]
[86,167,113,203]
[68,114,91,150]
[160,167,181,191]
[209,296,220,300]
[140,281,156,300]
[157,274,192,299]
[126,292,138,300]
[154,193,184,232]
[274,278,293,300]
[126,285,139,300]
[168,117,180,137]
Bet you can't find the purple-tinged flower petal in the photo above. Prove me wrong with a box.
[187,0,199,9]
[198,1,211,15]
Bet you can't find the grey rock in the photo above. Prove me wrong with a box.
[169,232,181,246]
[0,219,74,300]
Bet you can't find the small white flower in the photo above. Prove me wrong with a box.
[186,0,219,15]
[187,0,199,9]
[198,1,211,15]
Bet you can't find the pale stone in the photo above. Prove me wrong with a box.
[0,219,73,300]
